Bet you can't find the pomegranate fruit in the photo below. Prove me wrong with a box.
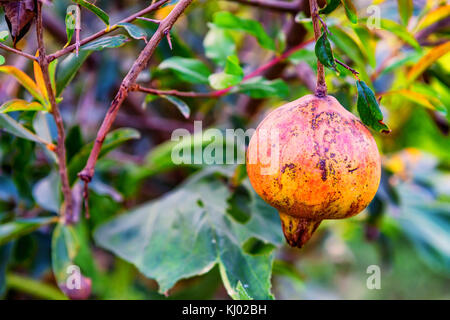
[246,94,381,248]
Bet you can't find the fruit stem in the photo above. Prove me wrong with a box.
[309,0,327,97]
[279,212,322,248]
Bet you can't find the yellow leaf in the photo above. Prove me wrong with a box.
[155,4,176,20]
[0,99,46,113]
[0,66,45,103]
[34,51,49,105]
[382,89,441,111]
[407,41,450,83]
[416,5,450,30]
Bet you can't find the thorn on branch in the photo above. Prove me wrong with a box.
[137,17,161,24]
[165,30,173,50]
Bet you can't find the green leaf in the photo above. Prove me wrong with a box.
[353,26,375,68]
[33,172,61,213]
[159,57,211,84]
[340,0,358,24]
[203,25,236,66]
[72,0,110,26]
[209,55,244,90]
[56,51,91,96]
[0,114,51,146]
[0,99,47,113]
[0,217,57,246]
[81,35,129,51]
[356,80,390,133]
[397,0,413,26]
[117,23,147,41]
[213,12,275,51]
[315,32,337,72]
[396,179,450,273]
[379,19,421,51]
[95,168,282,299]
[68,128,141,185]
[161,95,190,119]
[51,223,80,288]
[328,27,365,68]
[319,0,341,14]
[0,55,4,66]
[231,281,253,300]
[236,77,289,99]
[0,31,9,42]
[64,10,75,48]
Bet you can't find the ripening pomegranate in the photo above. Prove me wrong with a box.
[246,94,381,248]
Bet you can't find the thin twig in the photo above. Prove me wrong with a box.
[133,38,314,98]
[224,0,303,13]
[0,43,38,61]
[335,59,359,78]
[78,0,194,185]
[309,0,327,97]
[36,2,74,222]
[48,0,170,61]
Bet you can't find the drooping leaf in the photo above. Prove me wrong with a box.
[33,51,50,107]
[236,77,289,99]
[209,55,244,90]
[356,80,390,133]
[319,0,341,14]
[117,23,147,42]
[340,0,358,24]
[0,99,46,113]
[0,217,57,246]
[382,89,447,115]
[95,168,282,299]
[68,128,141,185]
[0,113,51,146]
[407,42,450,83]
[379,19,421,51]
[315,32,337,72]
[203,25,236,66]
[161,95,190,119]
[158,57,211,84]
[213,12,275,51]
[397,0,413,26]
[55,51,91,96]
[0,66,45,104]
[80,35,129,51]
[72,0,109,26]
[1,0,36,46]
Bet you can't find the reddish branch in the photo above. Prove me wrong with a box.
[48,0,170,61]
[78,0,194,184]
[225,0,303,13]
[309,0,327,97]
[36,2,73,221]
[132,38,314,98]
[0,42,38,61]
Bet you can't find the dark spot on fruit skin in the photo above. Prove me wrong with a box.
[330,153,335,158]
[281,163,295,173]
[318,159,327,181]
[348,166,359,173]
